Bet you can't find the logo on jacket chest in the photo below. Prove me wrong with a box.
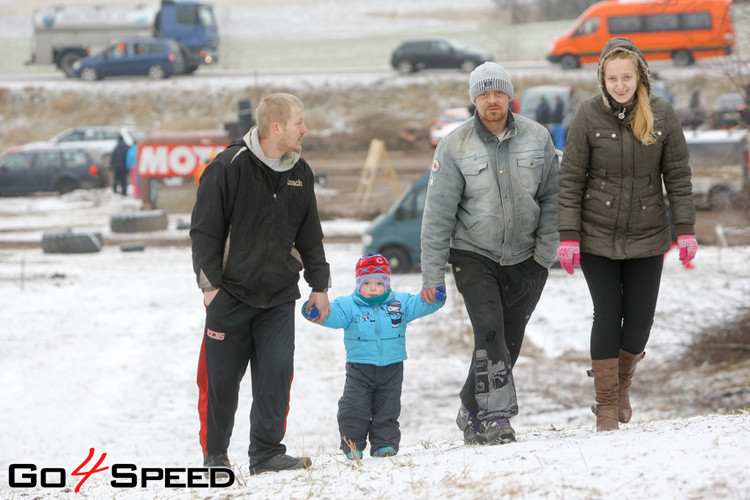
[287,179,303,187]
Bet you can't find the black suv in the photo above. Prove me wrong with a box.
[390,38,494,74]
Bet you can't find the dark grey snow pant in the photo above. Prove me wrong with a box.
[450,249,548,420]
[337,362,403,456]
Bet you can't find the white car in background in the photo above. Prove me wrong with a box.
[429,107,471,147]
[22,125,142,168]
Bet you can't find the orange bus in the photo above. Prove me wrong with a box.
[546,0,735,69]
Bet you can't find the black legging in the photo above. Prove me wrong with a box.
[580,253,664,360]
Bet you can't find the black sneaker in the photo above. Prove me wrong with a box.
[485,417,516,445]
[249,454,312,475]
[203,453,231,480]
[456,405,487,445]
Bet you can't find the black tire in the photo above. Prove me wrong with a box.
[41,230,103,254]
[55,178,80,195]
[59,51,85,77]
[708,185,733,210]
[381,246,412,274]
[560,54,580,70]
[459,59,478,73]
[80,67,99,82]
[672,50,693,67]
[110,210,168,233]
[396,60,414,75]
[148,65,166,80]
[120,243,146,252]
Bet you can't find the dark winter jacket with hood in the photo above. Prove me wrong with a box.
[190,126,330,308]
[558,37,695,259]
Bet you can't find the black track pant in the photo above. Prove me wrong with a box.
[337,362,403,456]
[197,289,295,469]
[450,249,548,420]
[580,253,663,360]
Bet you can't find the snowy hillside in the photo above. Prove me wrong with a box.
[0,190,749,499]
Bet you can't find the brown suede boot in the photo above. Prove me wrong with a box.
[587,358,619,431]
[618,350,645,423]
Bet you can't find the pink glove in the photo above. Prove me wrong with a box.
[558,240,580,275]
[677,234,698,266]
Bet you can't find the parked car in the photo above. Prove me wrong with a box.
[390,37,493,75]
[684,128,749,210]
[429,107,471,147]
[709,92,749,129]
[72,37,186,81]
[24,125,142,168]
[362,169,430,273]
[0,147,105,195]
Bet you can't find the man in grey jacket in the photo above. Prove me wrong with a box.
[420,62,558,446]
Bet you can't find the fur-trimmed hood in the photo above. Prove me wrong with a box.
[597,37,652,112]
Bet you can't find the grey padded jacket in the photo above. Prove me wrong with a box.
[421,111,559,287]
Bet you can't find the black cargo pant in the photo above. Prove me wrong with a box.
[337,362,403,456]
[197,289,295,469]
[450,249,548,420]
[580,253,663,360]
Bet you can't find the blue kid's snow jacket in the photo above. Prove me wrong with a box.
[302,289,444,366]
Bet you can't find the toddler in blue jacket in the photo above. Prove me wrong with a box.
[302,253,445,459]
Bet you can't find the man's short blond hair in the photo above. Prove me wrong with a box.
[256,93,304,139]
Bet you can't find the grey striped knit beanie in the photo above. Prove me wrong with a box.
[469,62,514,103]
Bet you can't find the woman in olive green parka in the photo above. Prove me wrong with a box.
[557,37,697,432]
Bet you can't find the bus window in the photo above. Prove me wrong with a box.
[645,14,680,32]
[609,16,643,34]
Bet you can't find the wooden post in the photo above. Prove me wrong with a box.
[353,139,402,210]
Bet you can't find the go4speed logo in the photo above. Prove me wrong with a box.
[8,448,234,492]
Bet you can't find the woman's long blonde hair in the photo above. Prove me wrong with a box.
[606,50,656,146]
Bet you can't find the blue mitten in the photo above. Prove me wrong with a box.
[435,286,446,302]
[306,306,320,320]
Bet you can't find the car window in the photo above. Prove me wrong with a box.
[58,130,85,142]
[2,152,34,170]
[394,186,427,220]
[101,130,121,140]
[433,40,453,53]
[33,151,61,170]
[63,150,90,168]
[105,43,129,59]
[141,42,164,54]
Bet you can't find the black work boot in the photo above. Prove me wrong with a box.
[203,453,231,480]
[250,454,312,475]
[484,417,516,444]
[456,405,487,445]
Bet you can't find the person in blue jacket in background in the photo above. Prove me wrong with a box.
[302,253,445,460]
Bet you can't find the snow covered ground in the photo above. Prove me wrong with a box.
[0,189,749,499]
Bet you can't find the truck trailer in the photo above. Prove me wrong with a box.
[28,0,219,77]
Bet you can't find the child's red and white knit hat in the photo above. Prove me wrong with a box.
[355,253,391,290]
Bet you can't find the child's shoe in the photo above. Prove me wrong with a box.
[345,449,363,460]
[372,446,397,457]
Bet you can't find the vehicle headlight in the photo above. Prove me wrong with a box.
[546,41,556,54]
[362,234,373,246]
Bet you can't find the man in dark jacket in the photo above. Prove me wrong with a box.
[110,134,129,195]
[190,93,331,475]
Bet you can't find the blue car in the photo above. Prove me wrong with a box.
[73,37,186,81]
